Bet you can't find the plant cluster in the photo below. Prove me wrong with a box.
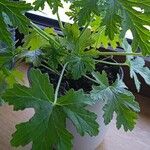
[0,0,150,149]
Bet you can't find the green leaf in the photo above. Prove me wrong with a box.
[129,57,150,92]
[102,0,150,55]
[67,53,95,79]
[58,89,99,136]
[63,23,94,52]
[61,24,80,51]
[63,24,95,79]
[0,16,12,45]
[92,26,121,49]
[68,0,150,54]
[5,69,24,89]
[23,27,55,51]
[33,0,62,14]
[119,0,150,55]
[69,0,101,26]
[2,69,73,149]
[90,72,140,131]
[23,30,48,51]
[90,16,121,49]
[101,0,122,40]
[0,0,32,45]
[3,69,99,149]
[123,39,150,92]
[0,52,13,67]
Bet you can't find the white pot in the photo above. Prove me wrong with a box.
[67,101,108,150]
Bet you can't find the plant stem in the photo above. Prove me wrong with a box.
[98,51,142,56]
[30,22,60,47]
[56,11,64,31]
[79,14,94,38]
[54,63,68,105]
[84,75,98,84]
[95,60,128,66]
[40,64,60,75]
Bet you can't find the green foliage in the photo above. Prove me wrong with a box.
[63,24,94,51]
[90,72,140,131]
[129,57,150,92]
[62,24,96,79]
[67,53,95,79]
[5,69,24,89]
[108,0,150,55]
[0,16,12,45]
[33,0,62,14]
[0,52,13,67]
[101,0,122,40]
[45,45,66,70]
[0,68,23,104]
[67,0,150,55]
[69,0,101,26]
[91,17,121,49]
[0,0,32,46]
[2,69,99,149]
[23,27,56,51]
[0,0,149,149]
[123,40,150,92]
[119,0,150,55]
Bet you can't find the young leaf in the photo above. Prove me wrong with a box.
[5,69,24,89]
[0,0,32,45]
[91,16,121,49]
[3,69,99,149]
[92,26,121,49]
[23,28,55,51]
[90,72,140,131]
[63,23,94,52]
[23,30,48,51]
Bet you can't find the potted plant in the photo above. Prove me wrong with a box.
[0,0,150,149]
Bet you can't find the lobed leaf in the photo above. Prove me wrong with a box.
[2,69,99,149]
[90,72,140,131]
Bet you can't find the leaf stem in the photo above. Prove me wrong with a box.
[84,75,98,84]
[95,60,128,66]
[98,51,142,56]
[30,22,60,47]
[54,63,68,105]
[40,64,60,75]
[56,11,64,31]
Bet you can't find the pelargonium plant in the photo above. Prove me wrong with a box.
[0,0,150,149]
